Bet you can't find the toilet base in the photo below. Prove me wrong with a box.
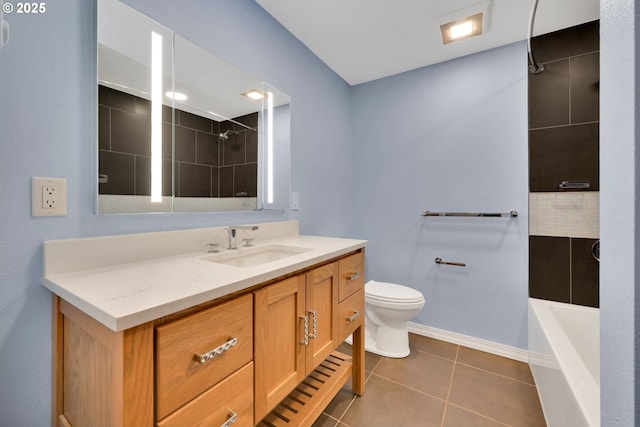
[344,326,411,358]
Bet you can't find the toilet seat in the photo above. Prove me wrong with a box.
[365,280,425,304]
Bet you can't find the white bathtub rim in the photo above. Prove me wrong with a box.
[529,298,600,427]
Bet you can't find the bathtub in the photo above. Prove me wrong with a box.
[528,298,600,427]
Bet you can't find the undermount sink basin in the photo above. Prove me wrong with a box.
[202,244,312,268]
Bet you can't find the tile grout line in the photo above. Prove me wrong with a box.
[411,347,459,363]
[366,371,449,404]
[454,362,537,387]
[320,413,341,427]
[369,356,383,374]
[444,349,521,427]
[332,358,382,427]
[445,402,513,427]
[333,395,357,427]
[440,345,460,427]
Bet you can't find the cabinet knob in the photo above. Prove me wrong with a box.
[193,337,238,364]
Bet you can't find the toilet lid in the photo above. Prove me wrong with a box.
[365,280,425,303]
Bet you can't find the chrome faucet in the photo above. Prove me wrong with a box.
[226,225,259,249]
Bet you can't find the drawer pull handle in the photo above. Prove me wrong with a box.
[300,315,309,346]
[193,337,238,364]
[347,272,361,281]
[347,311,361,322]
[309,310,318,339]
[220,410,238,427]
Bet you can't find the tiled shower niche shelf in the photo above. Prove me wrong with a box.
[257,351,353,427]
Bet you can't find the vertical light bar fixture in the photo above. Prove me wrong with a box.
[150,31,163,202]
[266,91,274,204]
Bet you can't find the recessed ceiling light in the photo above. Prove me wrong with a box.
[165,91,187,101]
[242,89,265,101]
[450,21,473,39]
[440,12,484,45]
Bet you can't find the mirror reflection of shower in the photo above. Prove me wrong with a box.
[219,130,233,140]
[217,127,257,140]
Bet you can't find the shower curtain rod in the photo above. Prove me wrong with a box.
[528,0,544,74]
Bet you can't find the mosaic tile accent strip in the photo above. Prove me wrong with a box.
[529,192,599,238]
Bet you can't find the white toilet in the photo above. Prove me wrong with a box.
[362,280,425,358]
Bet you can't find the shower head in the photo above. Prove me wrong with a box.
[219,130,233,140]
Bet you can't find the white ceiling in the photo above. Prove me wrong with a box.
[255,0,600,85]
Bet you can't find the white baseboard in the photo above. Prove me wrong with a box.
[408,322,530,363]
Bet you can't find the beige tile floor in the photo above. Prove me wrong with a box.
[312,333,546,427]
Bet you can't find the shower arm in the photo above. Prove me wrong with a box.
[527,0,544,74]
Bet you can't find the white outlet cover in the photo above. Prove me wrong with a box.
[32,177,67,217]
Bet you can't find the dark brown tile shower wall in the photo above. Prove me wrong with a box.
[529,236,599,307]
[529,21,600,192]
[528,21,600,308]
[98,85,258,198]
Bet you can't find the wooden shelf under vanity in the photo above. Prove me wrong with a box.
[257,351,353,427]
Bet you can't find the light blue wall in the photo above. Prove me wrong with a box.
[600,0,639,424]
[351,42,530,349]
[0,1,352,425]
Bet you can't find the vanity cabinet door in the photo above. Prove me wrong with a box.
[254,263,340,422]
[254,275,306,422]
[304,262,339,371]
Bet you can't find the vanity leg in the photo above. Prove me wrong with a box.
[351,325,365,396]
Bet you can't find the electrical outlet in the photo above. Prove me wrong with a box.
[32,177,67,217]
[42,185,58,208]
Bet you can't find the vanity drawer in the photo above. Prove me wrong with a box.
[157,362,254,427]
[156,294,253,420]
[338,251,364,302]
[338,288,364,341]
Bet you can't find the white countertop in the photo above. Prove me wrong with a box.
[42,229,366,332]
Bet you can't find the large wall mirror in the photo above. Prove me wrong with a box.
[97,0,290,214]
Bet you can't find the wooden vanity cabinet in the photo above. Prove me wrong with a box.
[253,262,339,421]
[53,249,365,427]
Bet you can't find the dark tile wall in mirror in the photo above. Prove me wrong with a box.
[528,21,600,308]
[98,85,258,198]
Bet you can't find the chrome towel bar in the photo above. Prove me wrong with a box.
[435,257,466,267]
[421,210,518,218]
